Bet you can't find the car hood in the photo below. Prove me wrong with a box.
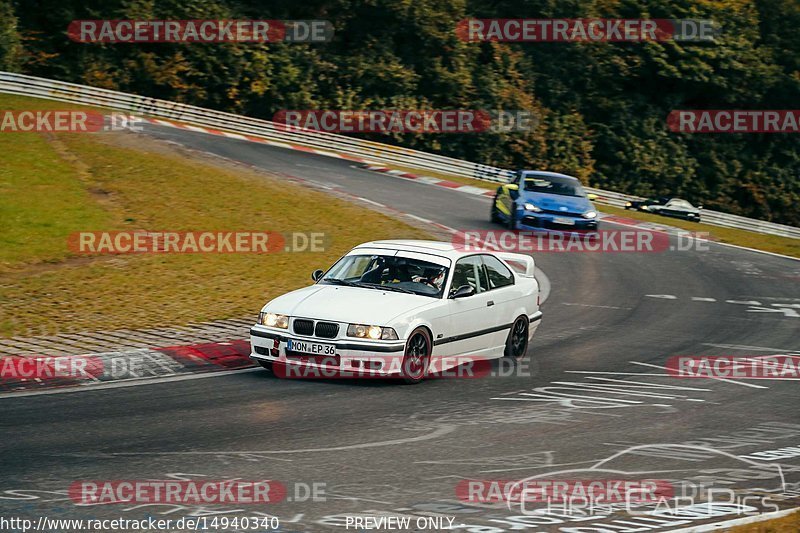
[263,285,437,325]
[522,191,592,212]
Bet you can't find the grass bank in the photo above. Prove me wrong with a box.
[0,95,430,337]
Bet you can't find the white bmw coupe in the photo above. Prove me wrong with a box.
[250,240,542,383]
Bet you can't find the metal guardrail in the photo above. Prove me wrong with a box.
[1,71,797,239]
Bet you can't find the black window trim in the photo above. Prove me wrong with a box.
[479,253,515,291]
[451,253,489,295]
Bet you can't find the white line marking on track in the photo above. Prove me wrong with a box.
[580,376,711,391]
[630,361,769,389]
[140,121,800,264]
[403,213,433,224]
[703,343,799,352]
[601,218,800,262]
[0,368,262,399]
[354,197,386,208]
[110,425,456,456]
[561,302,631,310]
[691,297,717,302]
[666,506,800,533]
[221,132,247,140]
[265,141,293,149]
[313,150,342,158]
[748,306,800,317]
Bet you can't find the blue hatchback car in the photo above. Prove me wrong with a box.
[491,171,599,231]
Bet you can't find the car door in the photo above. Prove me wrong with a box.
[480,254,519,352]
[662,199,688,218]
[441,255,497,358]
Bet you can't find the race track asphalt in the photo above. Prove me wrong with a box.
[2,126,798,532]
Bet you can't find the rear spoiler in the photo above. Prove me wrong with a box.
[496,252,535,277]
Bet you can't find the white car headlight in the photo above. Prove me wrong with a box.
[347,324,399,340]
[260,312,289,329]
[582,210,598,219]
[524,203,542,212]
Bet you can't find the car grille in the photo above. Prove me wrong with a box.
[293,319,314,336]
[254,346,270,355]
[540,208,583,217]
[521,216,595,230]
[314,321,339,339]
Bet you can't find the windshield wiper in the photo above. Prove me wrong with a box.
[357,282,416,294]
[322,278,361,287]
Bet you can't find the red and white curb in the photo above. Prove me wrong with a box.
[0,339,254,396]
[360,165,498,198]
[141,117,382,166]
[136,115,798,263]
[137,116,502,199]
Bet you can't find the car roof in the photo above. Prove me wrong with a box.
[519,170,580,181]
[352,240,475,260]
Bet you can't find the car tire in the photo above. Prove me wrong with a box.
[257,360,274,372]
[490,199,502,223]
[401,328,432,384]
[504,316,529,360]
[507,202,517,230]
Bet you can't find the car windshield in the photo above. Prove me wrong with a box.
[321,254,449,298]
[522,174,585,197]
[668,199,693,208]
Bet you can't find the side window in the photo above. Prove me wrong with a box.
[482,255,514,289]
[452,256,488,293]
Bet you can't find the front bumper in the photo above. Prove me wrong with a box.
[250,326,407,377]
[517,211,598,231]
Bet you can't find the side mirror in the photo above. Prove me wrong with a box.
[697,205,704,209]
[311,269,324,282]
[450,285,475,299]
[506,184,519,191]
[587,193,598,201]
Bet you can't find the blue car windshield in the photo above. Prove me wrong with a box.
[523,175,585,197]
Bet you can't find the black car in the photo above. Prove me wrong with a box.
[625,197,703,222]
[625,196,672,211]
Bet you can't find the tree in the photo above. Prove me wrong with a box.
[0,0,22,71]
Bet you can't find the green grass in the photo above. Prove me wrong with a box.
[729,509,800,533]
[0,95,431,338]
[0,109,113,271]
[600,204,800,258]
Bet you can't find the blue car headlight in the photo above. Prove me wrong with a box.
[523,203,542,213]
[582,210,598,219]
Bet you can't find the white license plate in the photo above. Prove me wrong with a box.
[553,217,575,226]
[287,339,336,356]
